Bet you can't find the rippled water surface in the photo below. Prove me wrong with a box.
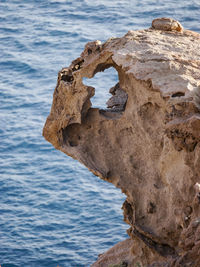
[0,1,200,266]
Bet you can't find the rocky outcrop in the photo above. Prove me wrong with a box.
[43,18,200,266]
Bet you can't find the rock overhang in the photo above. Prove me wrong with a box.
[43,18,200,266]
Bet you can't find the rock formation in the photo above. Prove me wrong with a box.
[43,18,200,266]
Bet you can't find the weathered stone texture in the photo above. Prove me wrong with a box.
[43,18,200,266]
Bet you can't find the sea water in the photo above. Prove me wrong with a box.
[0,1,200,266]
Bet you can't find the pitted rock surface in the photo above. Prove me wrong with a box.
[43,18,200,266]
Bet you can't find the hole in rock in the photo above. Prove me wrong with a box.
[83,67,127,111]
[171,92,185,97]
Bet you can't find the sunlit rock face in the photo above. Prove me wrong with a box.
[43,18,200,266]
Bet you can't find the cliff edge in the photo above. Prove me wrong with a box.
[43,18,200,266]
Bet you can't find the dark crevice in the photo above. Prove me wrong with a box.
[61,74,74,82]
[71,58,84,71]
[87,48,92,55]
[60,69,74,83]
[123,200,134,225]
[171,92,185,97]
[62,123,81,147]
[132,228,178,258]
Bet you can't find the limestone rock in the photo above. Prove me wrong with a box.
[43,18,200,266]
[152,18,183,32]
[106,82,128,111]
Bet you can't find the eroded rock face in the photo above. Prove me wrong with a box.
[43,18,200,266]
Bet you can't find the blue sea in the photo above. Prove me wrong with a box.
[0,1,200,266]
